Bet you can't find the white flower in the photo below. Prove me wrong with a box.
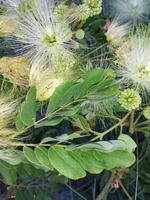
[105,19,129,46]
[111,0,150,22]
[0,96,20,129]
[4,0,33,13]
[117,35,150,93]
[14,0,78,71]
[4,0,20,11]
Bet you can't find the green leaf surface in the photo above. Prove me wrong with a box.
[74,115,91,131]
[48,147,86,180]
[23,147,42,167]
[118,134,137,152]
[79,140,127,152]
[34,147,53,170]
[0,160,17,184]
[47,81,75,113]
[69,149,104,174]
[20,87,36,126]
[35,117,64,128]
[94,150,136,169]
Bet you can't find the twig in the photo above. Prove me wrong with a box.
[129,110,135,134]
[91,112,130,141]
[4,186,16,200]
[66,183,87,200]
[96,171,115,200]
[120,182,133,200]
[134,133,139,200]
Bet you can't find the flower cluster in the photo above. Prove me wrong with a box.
[105,19,129,47]
[83,0,102,17]
[119,89,141,111]
[110,0,150,22]
[117,34,150,93]
[143,106,150,120]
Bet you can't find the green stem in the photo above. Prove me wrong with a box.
[91,113,130,141]
[129,110,135,134]
[66,183,87,200]
[120,182,133,200]
[96,171,115,200]
[2,142,66,148]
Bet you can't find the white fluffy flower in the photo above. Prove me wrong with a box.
[118,35,150,93]
[105,19,129,46]
[111,0,150,22]
[4,0,33,13]
[0,96,20,129]
[13,0,78,71]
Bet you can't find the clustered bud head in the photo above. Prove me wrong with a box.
[54,4,69,21]
[143,106,150,120]
[75,29,85,40]
[84,0,102,16]
[72,4,91,21]
[119,88,141,111]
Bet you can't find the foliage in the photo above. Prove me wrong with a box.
[0,0,150,199]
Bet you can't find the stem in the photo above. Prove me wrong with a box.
[96,171,115,200]
[120,182,133,200]
[91,113,130,141]
[134,133,139,200]
[66,183,87,200]
[1,142,66,148]
[129,110,135,134]
[134,113,142,126]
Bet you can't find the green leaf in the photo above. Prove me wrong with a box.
[69,149,104,174]
[15,115,26,131]
[35,117,64,128]
[75,68,106,99]
[23,147,44,167]
[79,140,127,152]
[56,133,82,143]
[0,150,24,165]
[47,81,75,113]
[74,115,91,131]
[20,87,36,126]
[0,160,17,184]
[40,137,57,144]
[18,163,45,178]
[40,133,83,144]
[34,147,53,170]
[46,68,118,120]
[118,134,137,152]
[48,147,86,180]
[94,150,136,170]
[57,105,80,117]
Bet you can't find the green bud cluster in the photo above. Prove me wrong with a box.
[52,53,76,71]
[54,4,69,21]
[18,0,34,13]
[83,0,102,16]
[137,66,149,79]
[119,88,141,111]
[75,4,91,21]
[75,29,85,40]
[143,106,150,120]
